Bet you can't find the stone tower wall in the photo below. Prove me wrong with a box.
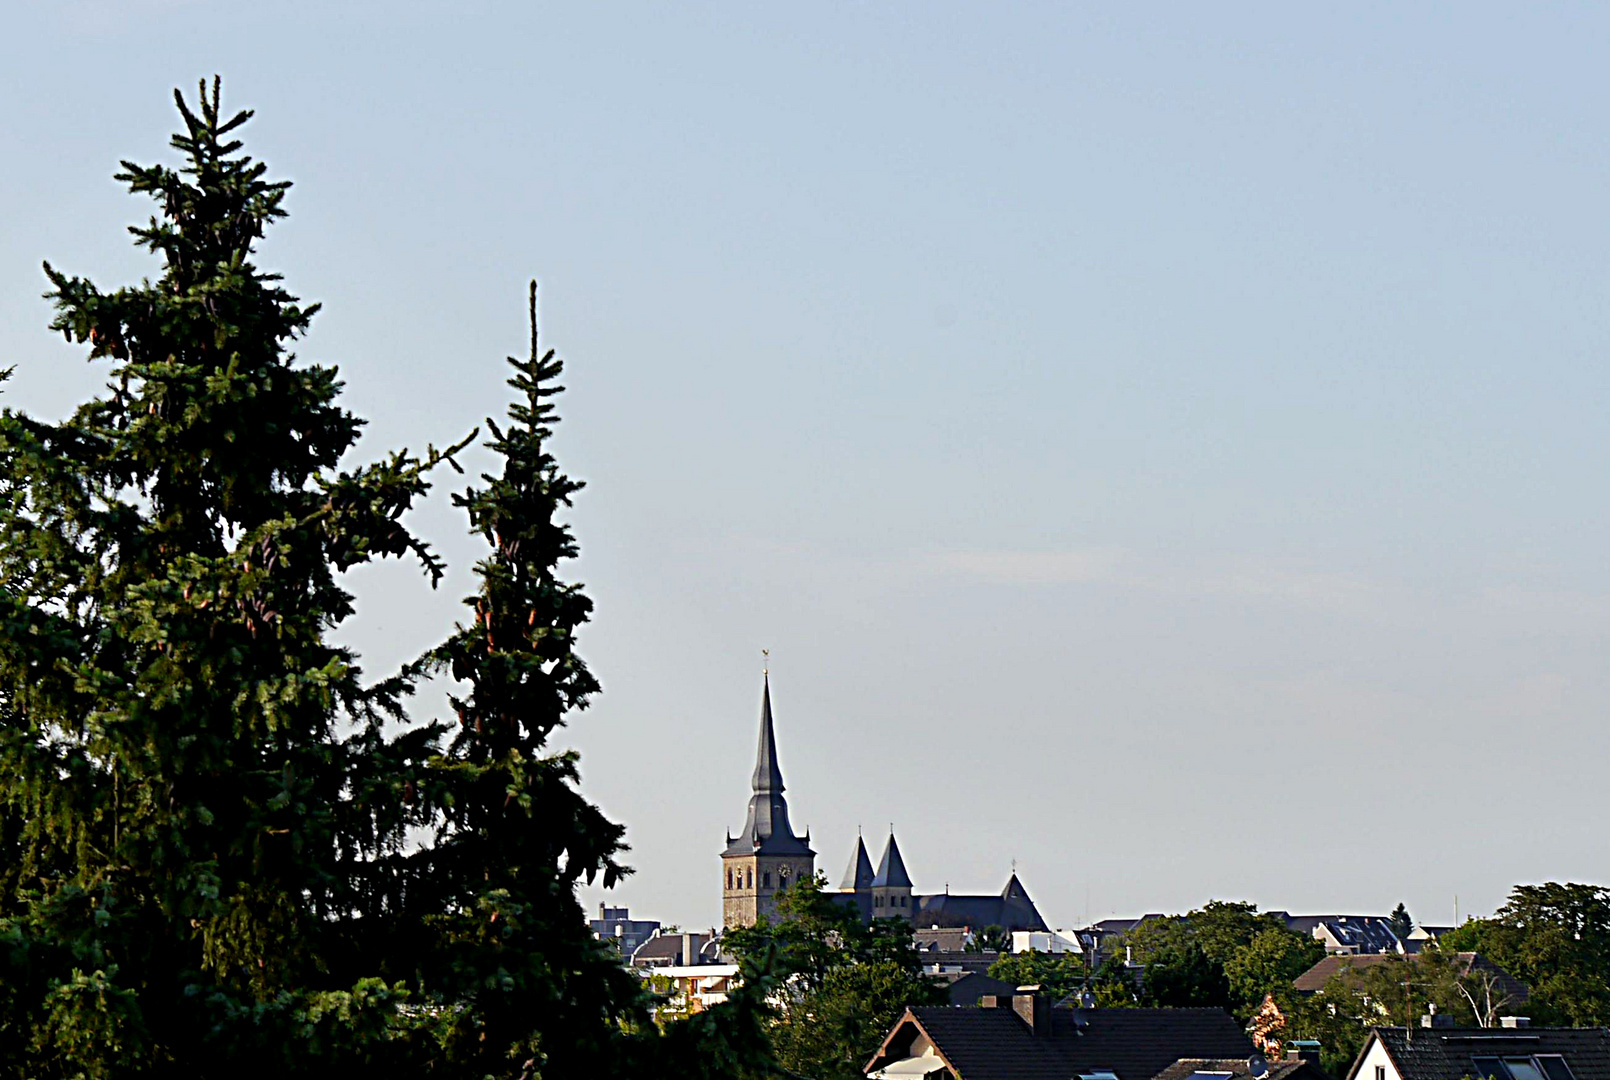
[721,853,815,928]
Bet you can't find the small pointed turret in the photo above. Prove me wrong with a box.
[841,835,875,891]
[871,832,913,889]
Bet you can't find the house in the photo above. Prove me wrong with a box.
[1154,1054,1330,1080]
[1279,915,1403,955]
[865,991,1255,1080]
[1347,1025,1610,1080]
[648,962,742,1015]
[1014,929,1083,955]
[629,929,720,970]
[1403,926,1454,954]
[1291,953,1530,1012]
[589,904,661,959]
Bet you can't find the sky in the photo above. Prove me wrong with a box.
[3,2,1609,932]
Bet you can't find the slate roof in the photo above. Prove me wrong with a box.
[873,833,915,889]
[843,836,876,890]
[1153,1057,1330,1080]
[867,1005,1255,1080]
[1291,953,1529,1006]
[1353,1028,1610,1080]
[916,875,1050,933]
[915,928,975,953]
[629,931,716,966]
[724,676,813,857]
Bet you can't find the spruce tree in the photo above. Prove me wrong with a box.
[0,80,465,1075]
[406,281,647,1074]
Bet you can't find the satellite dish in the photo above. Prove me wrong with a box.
[1249,1054,1270,1080]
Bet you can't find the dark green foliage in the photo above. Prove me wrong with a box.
[1441,883,1610,1025]
[1389,902,1413,942]
[724,875,945,1080]
[970,924,1008,953]
[0,79,467,1076]
[1223,929,1324,1014]
[1142,940,1231,1008]
[987,949,1088,1002]
[1116,901,1316,1014]
[0,80,774,1079]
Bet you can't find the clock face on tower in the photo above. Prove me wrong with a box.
[779,864,791,882]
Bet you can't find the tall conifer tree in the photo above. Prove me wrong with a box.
[0,80,464,1075]
[408,281,647,1074]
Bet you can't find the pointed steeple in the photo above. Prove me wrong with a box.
[724,674,813,857]
[750,673,786,796]
[871,832,913,889]
[841,834,875,891]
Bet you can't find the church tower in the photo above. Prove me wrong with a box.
[722,674,815,928]
[870,832,914,920]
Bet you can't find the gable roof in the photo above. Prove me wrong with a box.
[917,882,1050,933]
[1351,1028,1610,1080]
[867,1005,1255,1080]
[1291,953,1529,1005]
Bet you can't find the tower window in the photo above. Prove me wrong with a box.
[900,895,907,907]
[746,869,753,888]
[763,872,771,888]
[726,870,733,890]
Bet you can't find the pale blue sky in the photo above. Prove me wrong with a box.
[4,2,1609,931]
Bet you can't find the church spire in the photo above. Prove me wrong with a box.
[750,672,786,796]
[724,672,813,857]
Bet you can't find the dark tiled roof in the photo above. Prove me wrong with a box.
[1153,1057,1330,1080]
[869,1005,1255,1080]
[628,931,712,964]
[917,879,1050,933]
[947,973,1019,1006]
[1291,953,1529,1005]
[1356,1028,1610,1080]
[915,928,974,952]
[1283,916,1400,954]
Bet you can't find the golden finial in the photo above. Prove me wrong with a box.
[762,647,770,676]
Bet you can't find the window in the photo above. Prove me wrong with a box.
[900,895,908,907]
[746,869,753,888]
[1375,1067,1387,1080]
[1080,1072,1119,1080]
[726,870,732,889]
[1505,1060,1547,1080]
[763,872,771,888]
[1472,1058,1508,1080]
[1537,1058,1576,1080]
[875,896,883,908]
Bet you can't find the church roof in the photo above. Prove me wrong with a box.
[841,835,875,890]
[724,675,813,858]
[872,832,913,888]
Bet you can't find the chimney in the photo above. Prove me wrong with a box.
[681,932,697,966]
[1286,1042,1322,1065]
[1421,1012,1454,1029]
[1012,987,1051,1035]
[1500,1017,1531,1030]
